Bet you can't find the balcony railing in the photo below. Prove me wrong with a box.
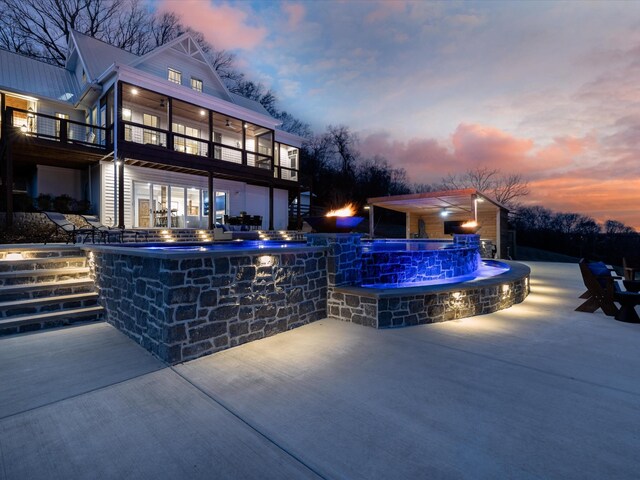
[3,107,111,149]
[120,119,298,182]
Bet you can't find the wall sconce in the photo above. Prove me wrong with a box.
[440,208,449,217]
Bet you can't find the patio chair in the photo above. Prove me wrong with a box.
[81,215,124,243]
[43,211,95,245]
[575,259,620,317]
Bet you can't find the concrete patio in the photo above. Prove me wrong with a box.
[1,262,638,479]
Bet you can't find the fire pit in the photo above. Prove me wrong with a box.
[449,220,481,235]
[305,204,364,233]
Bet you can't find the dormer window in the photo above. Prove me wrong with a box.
[168,68,182,85]
[191,77,203,92]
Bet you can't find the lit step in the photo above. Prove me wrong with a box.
[0,292,98,310]
[0,267,89,279]
[0,305,104,330]
[0,278,95,295]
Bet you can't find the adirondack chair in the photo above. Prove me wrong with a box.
[575,259,620,317]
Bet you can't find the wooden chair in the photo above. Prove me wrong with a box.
[623,256,640,281]
[575,259,620,317]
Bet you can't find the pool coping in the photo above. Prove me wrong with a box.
[81,242,329,259]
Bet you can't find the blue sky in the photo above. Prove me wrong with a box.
[157,0,640,228]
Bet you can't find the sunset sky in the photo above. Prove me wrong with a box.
[157,0,640,229]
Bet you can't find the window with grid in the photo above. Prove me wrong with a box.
[191,77,203,92]
[168,68,182,85]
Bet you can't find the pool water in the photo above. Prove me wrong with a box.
[134,240,306,251]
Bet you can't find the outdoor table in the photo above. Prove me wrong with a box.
[614,291,640,323]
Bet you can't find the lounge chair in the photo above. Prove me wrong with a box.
[81,215,124,243]
[575,259,620,317]
[43,211,95,244]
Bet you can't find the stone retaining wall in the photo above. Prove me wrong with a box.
[90,247,327,364]
[328,261,530,328]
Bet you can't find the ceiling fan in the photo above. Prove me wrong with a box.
[225,118,238,131]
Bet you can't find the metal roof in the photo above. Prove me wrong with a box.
[1,31,278,121]
[71,31,138,81]
[228,92,272,117]
[0,48,79,103]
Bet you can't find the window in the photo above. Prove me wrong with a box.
[191,77,203,92]
[122,108,132,141]
[143,113,159,145]
[55,113,69,139]
[173,122,201,155]
[168,68,182,85]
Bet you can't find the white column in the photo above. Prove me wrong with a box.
[406,212,411,239]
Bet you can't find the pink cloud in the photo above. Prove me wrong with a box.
[360,123,639,229]
[283,3,305,30]
[157,1,267,50]
[451,123,534,169]
[364,1,408,24]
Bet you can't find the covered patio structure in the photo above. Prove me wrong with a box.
[367,189,510,258]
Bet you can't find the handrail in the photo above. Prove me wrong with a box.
[7,107,108,132]
[5,106,111,148]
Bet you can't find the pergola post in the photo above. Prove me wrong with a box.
[405,212,411,239]
[368,205,374,238]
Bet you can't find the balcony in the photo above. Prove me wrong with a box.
[119,84,298,183]
[2,107,111,150]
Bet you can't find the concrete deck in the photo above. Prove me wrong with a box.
[1,262,639,479]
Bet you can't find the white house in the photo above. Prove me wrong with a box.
[0,31,304,230]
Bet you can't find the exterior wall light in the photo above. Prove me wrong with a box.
[440,208,449,217]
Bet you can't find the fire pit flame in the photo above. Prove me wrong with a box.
[326,203,357,217]
[305,203,363,233]
[461,220,478,228]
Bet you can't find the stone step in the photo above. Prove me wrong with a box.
[0,278,96,302]
[0,292,99,318]
[0,256,88,272]
[0,306,104,336]
[0,246,84,260]
[0,267,90,287]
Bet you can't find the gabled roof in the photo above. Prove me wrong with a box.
[129,34,233,101]
[69,30,138,81]
[0,48,79,102]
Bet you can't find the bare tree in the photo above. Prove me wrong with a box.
[0,0,128,65]
[326,125,358,178]
[440,167,529,208]
[604,219,636,234]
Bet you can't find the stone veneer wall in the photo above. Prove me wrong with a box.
[89,248,327,364]
[327,261,530,328]
[306,234,362,286]
[360,247,479,286]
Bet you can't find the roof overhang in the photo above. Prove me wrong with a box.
[367,189,508,216]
